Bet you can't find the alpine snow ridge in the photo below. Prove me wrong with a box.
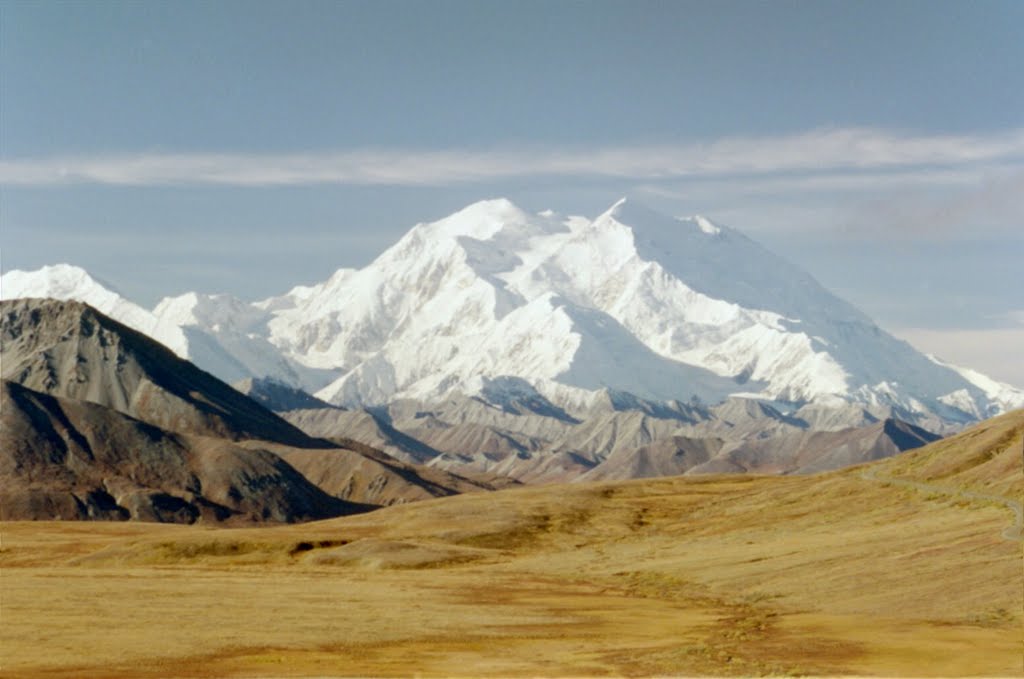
[0,264,328,389]
[3,198,1021,429]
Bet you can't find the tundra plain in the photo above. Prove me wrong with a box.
[3,411,1022,678]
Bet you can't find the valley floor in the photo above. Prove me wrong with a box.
[4,460,1022,678]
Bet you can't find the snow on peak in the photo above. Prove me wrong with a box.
[429,198,532,240]
[2,263,111,302]
[154,291,260,331]
[0,263,327,391]
[293,197,1019,422]
[154,291,203,323]
[151,289,330,389]
[600,198,722,247]
[262,198,946,414]
[0,263,189,357]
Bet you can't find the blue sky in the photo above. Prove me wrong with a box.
[2,0,1022,385]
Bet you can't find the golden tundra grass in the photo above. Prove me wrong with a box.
[3,411,1023,677]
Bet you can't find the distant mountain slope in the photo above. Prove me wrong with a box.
[153,291,336,389]
[0,298,317,446]
[578,436,725,482]
[283,390,937,484]
[684,418,940,475]
[271,438,514,506]
[235,376,336,412]
[282,407,443,465]
[0,380,359,523]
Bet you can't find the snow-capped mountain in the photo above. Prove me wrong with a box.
[152,291,334,388]
[3,198,1021,427]
[1,264,189,354]
[259,197,1022,423]
[0,264,327,388]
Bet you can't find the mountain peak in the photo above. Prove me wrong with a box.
[30,262,89,277]
[0,263,193,357]
[601,196,679,228]
[434,198,530,237]
[600,199,724,239]
[2,263,103,299]
[472,197,521,212]
[603,195,647,218]
[153,291,254,327]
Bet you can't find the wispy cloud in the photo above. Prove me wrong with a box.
[2,127,1023,187]
[633,165,998,201]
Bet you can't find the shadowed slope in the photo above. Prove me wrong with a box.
[320,394,940,483]
[684,417,940,475]
[234,376,336,412]
[0,380,361,523]
[261,437,514,506]
[283,406,444,465]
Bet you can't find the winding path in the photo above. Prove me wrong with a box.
[859,468,1023,542]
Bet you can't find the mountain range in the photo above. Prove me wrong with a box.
[6,198,1024,493]
[0,298,498,522]
[4,198,1020,431]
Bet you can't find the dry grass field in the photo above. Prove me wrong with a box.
[3,411,1022,677]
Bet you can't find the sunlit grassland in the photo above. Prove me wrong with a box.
[3,412,1022,677]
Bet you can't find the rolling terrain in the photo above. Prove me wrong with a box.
[3,409,1021,677]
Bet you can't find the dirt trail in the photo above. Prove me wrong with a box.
[859,468,1023,542]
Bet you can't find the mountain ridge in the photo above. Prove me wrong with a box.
[0,297,319,446]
